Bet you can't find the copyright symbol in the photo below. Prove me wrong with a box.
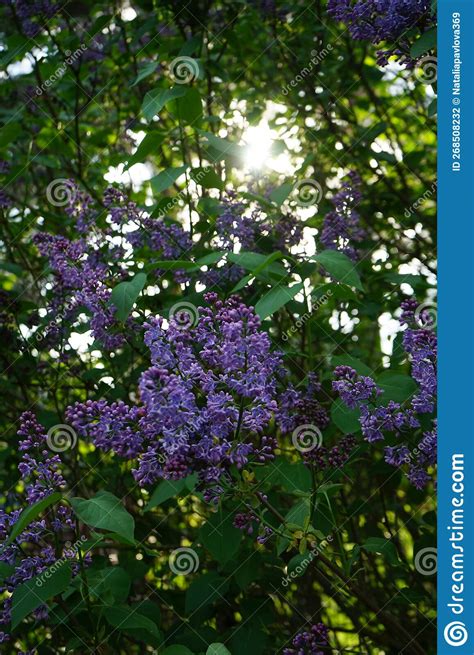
[453,98,460,105]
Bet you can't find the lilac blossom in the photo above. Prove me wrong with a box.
[67,294,291,497]
[320,171,365,260]
[0,413,83,641]
[332,297,437,488]
[283,622,330,655]
[328,0,435,65]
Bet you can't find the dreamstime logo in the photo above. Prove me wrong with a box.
[281,536,333,586]
[154,166,212,217]
[281,44,333,95]
[36,535,86,587]
[282,290,333,341]
[46,179,77,207]
[414,56,437,85]
[46,424,77,452]
[404,181,437,219]
[444,621,468,647]
[169,56,199,84]
[35,44,87,96]
[169,547,199,575]
[292,424,322,453]
[169,301,199,330]
[293,179,323,207]
[414,301,437,330]
[414,547,437,575]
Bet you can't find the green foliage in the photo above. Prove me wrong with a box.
[0,0,436,653]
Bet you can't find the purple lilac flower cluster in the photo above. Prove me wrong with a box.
[202,193,304,288]
[332,298,437,488]
[0,160,10,209]
[34,182,192,349]
[1,0,59,37]
[327,0,434,65]
[34,230,126,350]
[277,374,330,435]
[233,507,274,544]
[66,294,302,500]
[400,298,437,414]
[320,171,365,261]
[0,413,80,644]
[216,193,304,253]
[283,622,330,655]
[308,433,358,469]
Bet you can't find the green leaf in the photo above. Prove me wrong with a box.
[254,457,312,493]
[331,355,373,377]
[269,182,293,206]
[11,561,72,628]
[200,508,242,564]
[151,165,188,194]
[185,572,229,613]
[207,645,231,655]
[145,479,186,511]
[312,251,363,291]
[70,491,135,542]
[331,398,361,434]
[0,123,21,148]
[360,121,387,144]
[142,87,187,121]
[287,553,312,579]
[176,88,203,124]
[110,272,147,322]
[86,567,131,605]
[190,166,223,190]
[131,62,158,87]
[410,27,436,58]
[230,625,267,655]
[377,371,417,404]
[3,492,62,548]
[0,562,14,582]
[103,605,161,638]
[198,130,246,160]
[255,282,303,320]
[125,132,164,170]
[375,151,397,164]
[146,260,196,272]
[362,537,399,565]
[162,647,195,655]
[227,251,286,278]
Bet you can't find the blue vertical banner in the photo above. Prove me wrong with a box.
[438,0,474,652]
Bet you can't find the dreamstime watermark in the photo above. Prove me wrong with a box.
[169,56,199,84]
[169,547,199,575]
[414,301,437,330]
[443,454,467,646]
[404,181,437,218]
[154,166,213,217]
[282,45,333,95]
[292,179,323,207]
[35,45,87,96]
[36,535,87,587]
[168,301,199,330]
[414,56,437,85]
[444,621,468,647]
[292,424,323,453]
[282,289,333,341]
[46,178,78,207]
[414,546,437,575]
[46,424,77,452]
[281,536,333,586]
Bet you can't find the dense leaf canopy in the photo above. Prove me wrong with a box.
[0,1,436,654]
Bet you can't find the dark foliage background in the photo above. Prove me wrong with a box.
[0,1,436,653]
